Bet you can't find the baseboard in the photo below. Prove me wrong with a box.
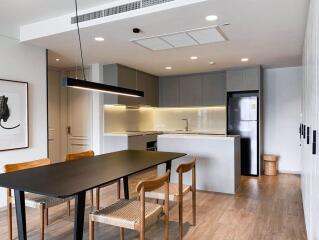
[278,170,301,175]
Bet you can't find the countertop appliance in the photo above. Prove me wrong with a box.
[227,92,259,176]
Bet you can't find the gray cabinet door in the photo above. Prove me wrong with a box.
[103,64,119,105]
[226,67,260,91]
[159,77,180,107]
[226,69,244,92]
[128,136,146,150]
[202,72,226,106]
[117,65,140,106]
[180,75,202,106]
[138,71,159,107]
[243,68,259,90]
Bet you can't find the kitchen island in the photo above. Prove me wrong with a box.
[157,134,241,194]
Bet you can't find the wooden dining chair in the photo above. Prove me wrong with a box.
[5,158,72,240]
[65,150,121,210]
[89,170,170,240]
[145,159,196,240]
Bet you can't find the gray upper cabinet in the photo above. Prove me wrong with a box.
[118,65,139,106]
[159,76,180,107]
[103,64,118,105]
[159,71,227,107]
[138,71,159,107]
[226,67,261,92]
[180,75,202,106]
[202,72,226,106]
[103,64,159,106]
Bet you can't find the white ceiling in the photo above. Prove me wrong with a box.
[1,0,309,76]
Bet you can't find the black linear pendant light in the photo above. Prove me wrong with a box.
[64,0,144,98]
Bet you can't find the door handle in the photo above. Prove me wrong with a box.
[67,126,71,135]
[313,130,317,155]
[303,125,306,139]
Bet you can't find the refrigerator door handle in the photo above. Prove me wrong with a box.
[313,130,317,155]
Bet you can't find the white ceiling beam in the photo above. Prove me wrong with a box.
[20,0,207,42]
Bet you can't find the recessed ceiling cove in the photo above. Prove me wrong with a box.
[131,26,228,51]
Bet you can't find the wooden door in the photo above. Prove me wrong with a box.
[66,69,93,154]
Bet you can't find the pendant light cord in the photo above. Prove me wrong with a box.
[74,0,86,81]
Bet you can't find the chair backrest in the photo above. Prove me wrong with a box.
[176,159,196,174]
[4,158,51,173]
[136,170,170,194]
[176,159,196,196]
[65,150,94,161]
[136,171,170,235]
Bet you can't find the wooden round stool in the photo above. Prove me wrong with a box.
[263,155,279,176]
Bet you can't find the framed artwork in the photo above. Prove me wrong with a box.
[0,79,29,151]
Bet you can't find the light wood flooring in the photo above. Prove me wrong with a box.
[0,171,307,240]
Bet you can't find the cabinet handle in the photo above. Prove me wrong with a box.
[303,125,306,139]
[313,130,317,155]
[307,127,310,144]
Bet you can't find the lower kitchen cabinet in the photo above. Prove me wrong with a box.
[103,134,158,153]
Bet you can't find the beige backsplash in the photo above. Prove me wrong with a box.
[104,105,226,133]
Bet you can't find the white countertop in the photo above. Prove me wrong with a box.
[158,133,239,139]
[104,130,229,137]
[104,131,162,137]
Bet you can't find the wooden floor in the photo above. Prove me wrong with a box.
[0,171,307,240]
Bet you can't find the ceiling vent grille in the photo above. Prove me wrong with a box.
[142,0,174,8]
[71,0,175,24]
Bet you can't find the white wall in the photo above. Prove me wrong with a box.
[0,35,47,207]
[263,66,302,173]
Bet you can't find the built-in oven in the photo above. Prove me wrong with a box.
[146,141,157,151]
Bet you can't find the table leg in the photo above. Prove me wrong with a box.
[123,176,129,200]
[74,191,86,240]
[14,190,27,240]
[166,160,172,179]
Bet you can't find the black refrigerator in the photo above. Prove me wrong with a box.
[227,92,259,176]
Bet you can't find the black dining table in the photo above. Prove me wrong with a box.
[0,150,185,240]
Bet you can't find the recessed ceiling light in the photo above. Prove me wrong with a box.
[241,58,249,62]
[190,56,198,60]
[206,15,218,21]
[165,66,172,70]
[94,37,104,42]
[56,58,60,62]
[209,61,215,65]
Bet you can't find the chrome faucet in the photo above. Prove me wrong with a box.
[182,118,189,131]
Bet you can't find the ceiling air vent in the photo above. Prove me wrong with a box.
[142,0,174,8]
[71,1,141,24]
[71,0,175,24]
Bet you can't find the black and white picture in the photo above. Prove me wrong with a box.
[0,79,28,151]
